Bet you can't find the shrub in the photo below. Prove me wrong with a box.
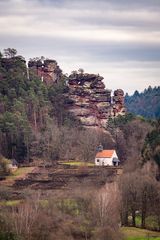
[0,155,10,176]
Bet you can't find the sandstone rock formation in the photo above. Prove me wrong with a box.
[28,59,62,85]
[112,89,126,117]
[66,72,125,129]
[27,58,125,129]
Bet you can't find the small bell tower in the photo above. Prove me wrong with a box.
[96,144,103,152]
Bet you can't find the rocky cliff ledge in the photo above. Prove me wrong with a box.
[28,59,125,129]
[66,72,125,129]
[28,59,62,85]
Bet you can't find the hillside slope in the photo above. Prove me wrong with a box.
[0,49,124,164]
[125,86,160,119]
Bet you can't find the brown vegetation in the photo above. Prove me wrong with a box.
[0,185,122,240]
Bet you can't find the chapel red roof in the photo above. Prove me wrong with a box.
[96,150,115,158]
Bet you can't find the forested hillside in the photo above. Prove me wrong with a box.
[0,49,160,167]
[125,86,160,119]
[0,48,117,166]
[1,49,160,240]
[0,49,80,163]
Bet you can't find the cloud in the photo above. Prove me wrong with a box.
[1,2,160,47]
[0,0,160,94]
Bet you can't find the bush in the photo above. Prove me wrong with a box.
[0,232,17,240]
[0,155,10,176]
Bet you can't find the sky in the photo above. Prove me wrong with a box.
[0,0,160,94]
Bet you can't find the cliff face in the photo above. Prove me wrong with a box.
[66,73,125,129]
[28,59,62,85]
[28,59,125,129]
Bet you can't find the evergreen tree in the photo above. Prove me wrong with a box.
[125,86,160,119]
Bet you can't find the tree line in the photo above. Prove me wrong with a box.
[125,86,160,119]
[107,114,160,230]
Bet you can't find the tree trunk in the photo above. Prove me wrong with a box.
[157,217,160,231]
[121,210,128,226]
[141,212,146,228]
[39,109,43,128]
[26,136,29,163]
[141,205,146,228]
[132,210,136,227]
[6,132,12,159]
[33,107,37,131]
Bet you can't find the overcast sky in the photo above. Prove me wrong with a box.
[0,0,160,94]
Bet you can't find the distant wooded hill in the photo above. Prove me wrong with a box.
[125,86,160,119]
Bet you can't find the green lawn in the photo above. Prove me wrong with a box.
[135,216,159,230]
[59,161,94,167]
[0,199,22,206]
[6,167,34,180]
[126,237,160,240]
[122,227,160,240]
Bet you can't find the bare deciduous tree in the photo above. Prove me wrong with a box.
[10,193,41,240]
[90,183,122,239]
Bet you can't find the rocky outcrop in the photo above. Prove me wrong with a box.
[66,73,125,129]
[28,59,62,85]
[112,89,126,117]
[27,58,125,129]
